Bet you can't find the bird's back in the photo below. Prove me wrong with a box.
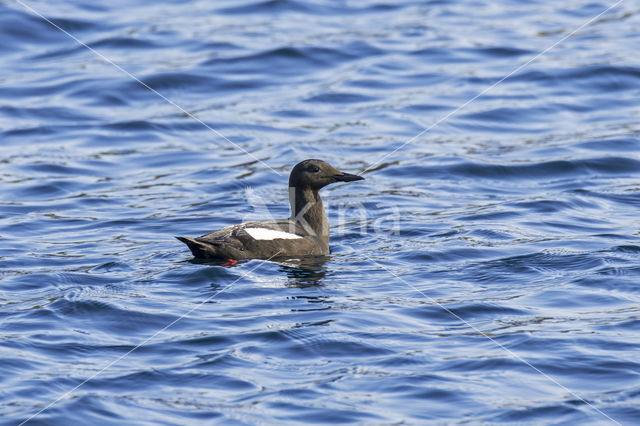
[176,219,328,260]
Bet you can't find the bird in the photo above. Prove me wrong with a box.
[176,159,364,261]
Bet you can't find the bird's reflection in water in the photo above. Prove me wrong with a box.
[276,255,330,287]
[279,256,334,317]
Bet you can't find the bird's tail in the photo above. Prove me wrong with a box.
[176,236,213,258]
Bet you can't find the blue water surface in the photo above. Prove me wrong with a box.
[1,0,640,424]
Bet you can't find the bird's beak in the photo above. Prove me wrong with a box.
[333,172,364,182]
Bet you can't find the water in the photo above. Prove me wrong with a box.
[1,0,640,424]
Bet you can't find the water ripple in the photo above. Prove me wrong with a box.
[1,0,640,424]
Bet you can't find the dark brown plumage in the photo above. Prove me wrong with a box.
[176,159,364,260]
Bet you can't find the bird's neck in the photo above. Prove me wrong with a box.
[289,186,329,246]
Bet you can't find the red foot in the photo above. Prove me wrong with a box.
[220,258,238,267]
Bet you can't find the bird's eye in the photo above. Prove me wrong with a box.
[307,165,319,173]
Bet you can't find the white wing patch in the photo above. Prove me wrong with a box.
[244,227,303,240]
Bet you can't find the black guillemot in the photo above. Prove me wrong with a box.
[177,159,364,260]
